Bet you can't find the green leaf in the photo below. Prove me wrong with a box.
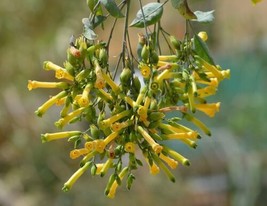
[171,0,197,20]
[130,3,163,28]
[100,0,124,18]
[192,10,215,23]
[193,34,215,65]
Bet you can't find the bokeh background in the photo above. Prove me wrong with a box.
[1,0,267,205]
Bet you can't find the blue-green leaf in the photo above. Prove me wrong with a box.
[83,16,107,29]
[130,3,163,28]
[100,0,124,18]
[83,25,97,40]
[192,10,215,23]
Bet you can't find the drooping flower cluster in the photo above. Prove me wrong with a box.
[28,29,229,197]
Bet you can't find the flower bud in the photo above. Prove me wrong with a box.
[198,31,208,42]
[120,67,132,85]
[141,45,149,63]
[148,112,165,122]
[169,35,181,50]
[99,48,108,64]
[150,50,159,65]
[133,76,141,93]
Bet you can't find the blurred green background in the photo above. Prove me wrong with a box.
[1,0,267,205]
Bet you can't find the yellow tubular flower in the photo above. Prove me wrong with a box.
[95,74,106,89]
[121,95,135,108]
[187,85,196,113]
[43,61,73,81]
[78,83,92,107]
[159,153,178,169]
[152,154,175,182]
[35,91,67,117]
[157,60,168,67]
[84,141,96,152]
[95,163,104,175]
[195,102,220,118]
[155,64,179,82]
[41,131,82,143]
[197,85,217,98]
[27,80,69,91]
[158,55,179,62]
[124,142,135,153]
[137,96,151,121]
[144,156,160,175]
[165,131,198,140]
[159,122,194,134]
[195,78,219,87]
[101,72,120,94]
[140,64,151,78]
[55,96,67,106]
[99,110,131,130]
[107,167,128,199]
[155,69,171,83]
[62,161,91,192]
[100,158,113,176]
[137,126,163,154]
[180,138,197,148]
[149,162,160,175]
[70,148,89,159]
[143,96,151,109]
[134,86,147,107]
[164,147,190,166]
[196,56,223,80]
[110,122,124,132]
[80,151,97,166]
[55,69,74,81]
[111,120,133,132]
[55,107,86,129]
[43,61,62,71]
[221,69,231,79]
[98,89,113,101]
[184,113,211,136]
[93,60,106,89]
[103,131,119,146]
[94,140,106,153]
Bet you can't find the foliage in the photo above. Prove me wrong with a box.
[28,0,230,198]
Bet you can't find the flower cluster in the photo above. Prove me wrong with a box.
[28,30,229,198]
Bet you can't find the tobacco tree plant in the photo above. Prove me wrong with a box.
[27,0,235,198]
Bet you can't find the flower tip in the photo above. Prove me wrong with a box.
[35,110,43,117]
[41,134,48,143]
[183,159,191,166]
[170,176,176,183]
[62,185,70,192]
[153,144,163,154]
[191,143,198,149]
[104,189,110,196]
[43,61,50,70]
[27,80,34,91]
[107,193,115,199]
[54,120,63,129]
